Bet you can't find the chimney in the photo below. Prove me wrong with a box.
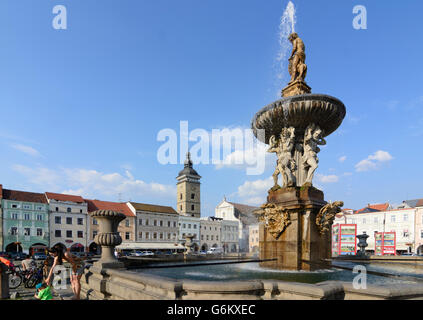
[0,184,3,199]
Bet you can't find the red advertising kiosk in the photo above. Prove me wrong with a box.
[375,232,396,256]
[332,224,357,256]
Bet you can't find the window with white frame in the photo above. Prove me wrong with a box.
[24,228,30,236]
[11,213,18,220]
[37,214,43,221]
[391,215,396,223]
[37,228,43,236]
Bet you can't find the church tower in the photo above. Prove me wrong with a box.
[176,152,201,217]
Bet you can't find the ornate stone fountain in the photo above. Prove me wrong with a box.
[252,33,346,271]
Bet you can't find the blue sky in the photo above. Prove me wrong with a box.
[0,0,422,214]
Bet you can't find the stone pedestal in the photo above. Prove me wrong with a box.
[281,80,311,98]
[259,187,331,271]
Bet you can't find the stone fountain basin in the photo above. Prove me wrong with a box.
[252,94,346,144]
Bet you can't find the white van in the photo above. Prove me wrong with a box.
[207,247,223,254]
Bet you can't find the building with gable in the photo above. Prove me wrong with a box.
[85,199,136,253]
[215,197,259,252]
[45,192,88,252]
[1,185,49,254]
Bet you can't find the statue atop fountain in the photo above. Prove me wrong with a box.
[283,33,311,97]
[252,32,346,271]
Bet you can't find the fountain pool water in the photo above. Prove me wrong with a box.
[135,260,423,285]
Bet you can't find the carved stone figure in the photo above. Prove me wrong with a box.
[255,203,291,240]
[302,123,326,186]
[268,127,296,188]
[288,33,307,83]
[316,201,344,235]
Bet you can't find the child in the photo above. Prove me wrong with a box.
[34,282,53,300]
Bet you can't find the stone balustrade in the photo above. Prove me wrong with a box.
[81,267,347,300]
[80,266,423,300]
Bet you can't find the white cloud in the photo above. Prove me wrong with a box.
[355,150,393,172]
[316,174,339,184]
[12,164,60,189]
[338,156,347,163]
[11,144,41,157]
[12,165,176,204]
[368,150,393,162]
[235,177,273,206]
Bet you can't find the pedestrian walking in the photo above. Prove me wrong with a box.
[45,246,85,300]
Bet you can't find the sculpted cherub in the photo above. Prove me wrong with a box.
[302,124,326,186]
[268,127,296,189]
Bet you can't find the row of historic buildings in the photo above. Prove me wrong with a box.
[334,200,423,254]
[0,153,259,255]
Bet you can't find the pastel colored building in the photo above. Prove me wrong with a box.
[215,197,258,252]
[199,217,222,251]
[249,224,260,253]
[1,185,49,254]
[220,220,239,253]
[85,199,136,253]
[46,192,88,252]
[334,206,417,254]
[118,202,182,252]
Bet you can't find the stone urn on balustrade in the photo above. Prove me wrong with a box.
[90,210,126,269]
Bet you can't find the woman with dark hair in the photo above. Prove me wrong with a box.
[45,246,85,300]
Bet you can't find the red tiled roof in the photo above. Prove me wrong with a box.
[129,202,177,214]
[85,199,135,217]
[355,203,390,214]
[417,199,423,207]
[45,192,85,203]
[369,203,390,211]
[2,189,47,204]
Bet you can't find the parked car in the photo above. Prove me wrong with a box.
[130,251,144,257]
[207,247,223,254]
[32,252,48,261]
[143,251,154,256]
[199,250,207,255]
[401,252,417,256]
